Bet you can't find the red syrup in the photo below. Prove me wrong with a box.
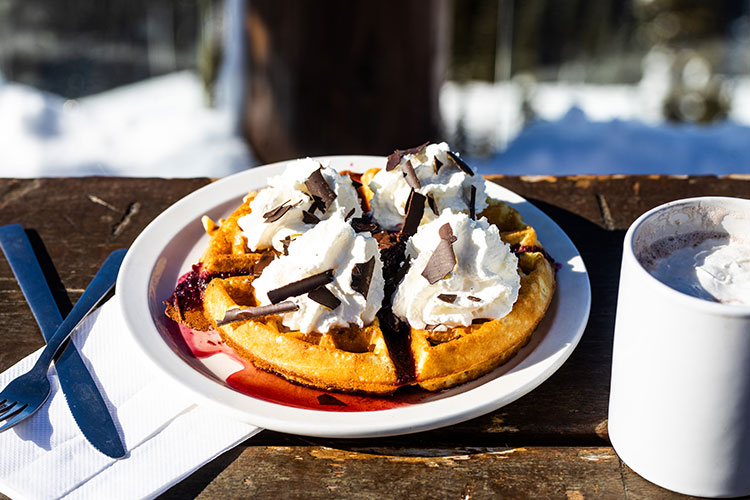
[170,322,432,412]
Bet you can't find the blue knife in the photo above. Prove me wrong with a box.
[0,224,126,459]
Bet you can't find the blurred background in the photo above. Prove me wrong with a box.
[1,0,749,177]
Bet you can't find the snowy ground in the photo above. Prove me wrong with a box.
[0,72,257,178]
[1,70,749,179]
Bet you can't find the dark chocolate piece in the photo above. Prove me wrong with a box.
[262,200,293,223]
[446,150,475,176]
[305,167,337,213]
[421,223,457,284]
[351,257,376,297]
[345,207,356,221]
[402,160,421,190]
[437,293,457,304]
[308,285,341,310]
[433,156,443,174]
[438,222,457,242]
[386,142,430,172]
[281,235,293,256]
[217,301,299,326]
[401,190,426,238]
[351,217,379,233]
[267,269,335,304]
[252,253,275,276]
[302,210,320,224]
[469,185,477,220]
[317,394,347,406]
[400,141,430,156]
[467,295,482,302]
[426,193,439,216]
[386,150,401,171]
[509,243,555,265]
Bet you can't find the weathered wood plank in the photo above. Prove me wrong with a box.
[0,177,211,373]
[159,445,701,500]
[488,174,750,231]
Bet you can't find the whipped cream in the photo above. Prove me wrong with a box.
[251,214,385,333]
[392,209,520,330]
[237,158,362,252]
[647,234,750,305]
[368,142,488,231]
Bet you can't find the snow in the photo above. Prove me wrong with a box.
[470,107,750,177]
[0,72,257,178]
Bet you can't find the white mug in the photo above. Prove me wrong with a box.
[608,196,750,498]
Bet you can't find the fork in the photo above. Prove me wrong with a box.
[0,249,126,432]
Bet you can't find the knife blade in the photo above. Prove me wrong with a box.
[0,224,126,459]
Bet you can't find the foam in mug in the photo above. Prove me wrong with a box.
[633,198,750,306]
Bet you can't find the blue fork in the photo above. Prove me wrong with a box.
[0,249,126,432]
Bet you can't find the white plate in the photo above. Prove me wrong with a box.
[118,156,591,438]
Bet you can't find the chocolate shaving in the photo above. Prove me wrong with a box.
[421,223,457,284]
[446,150,475,176]
[439,222,458,242]
[509,243,555,265]
[469,185,477,220]
[305,167,337,213]
[400,141,430,156]
[467,295,482,302]
[350,178,363,189]
[281,235,293,256]
[262,200,293,223]
[217,301,299,326]
[386,151,401,171]
[317,394,347,406]
[433,156,443,174]
[308,286,341,310]
[302,210,320,224]
[267,269,335,304]
[345,207,356,221]
[437,293,457,304]
[402,160,421,190]
[252,253,275,276]
[401,190,426,238]
[426,193,439,216]
[386,142,430,171]
[351,217,378,233]
[351,257,375,297]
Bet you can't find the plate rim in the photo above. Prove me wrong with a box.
[117,155,592,438]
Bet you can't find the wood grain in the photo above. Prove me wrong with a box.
[166,445,702,500]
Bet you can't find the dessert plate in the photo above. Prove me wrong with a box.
[118,156,591,438]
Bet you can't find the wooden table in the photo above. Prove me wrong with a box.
[1,175,748,499]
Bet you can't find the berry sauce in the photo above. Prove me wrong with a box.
[169,321,431,412]
[168,263,253,312]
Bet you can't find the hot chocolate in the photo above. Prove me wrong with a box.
[638,231,750,305]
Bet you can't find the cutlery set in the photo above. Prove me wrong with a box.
[0,224,126,458]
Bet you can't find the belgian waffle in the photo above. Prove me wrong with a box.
[165,163,556,395]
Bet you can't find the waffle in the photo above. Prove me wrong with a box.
[165,168,556,395]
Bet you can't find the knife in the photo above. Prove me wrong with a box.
[0,225,127,459]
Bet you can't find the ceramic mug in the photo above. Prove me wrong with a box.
[608,196,750,498]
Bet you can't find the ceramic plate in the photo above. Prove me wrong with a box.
[118,156,591,438]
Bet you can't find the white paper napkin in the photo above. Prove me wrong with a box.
[0,297,261,500]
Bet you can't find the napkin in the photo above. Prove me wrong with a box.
[0,297,261,500]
